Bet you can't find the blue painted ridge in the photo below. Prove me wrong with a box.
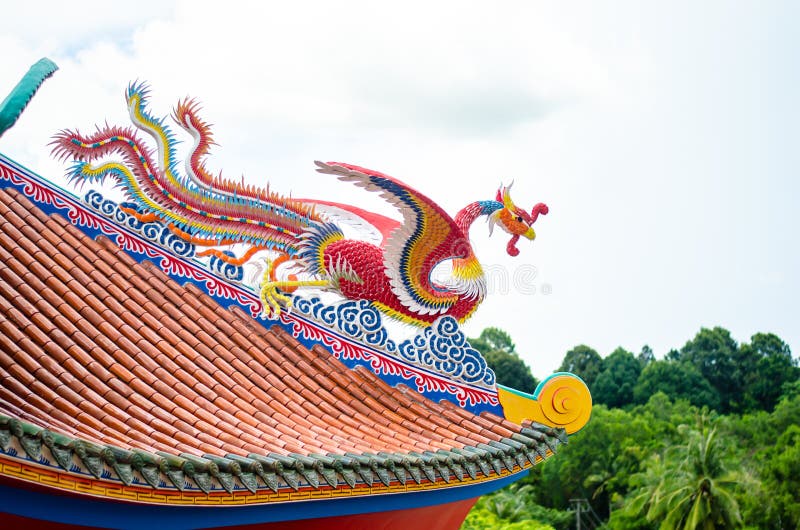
[0,471,526,529]
[291,297,497,390]
[286,311,499,414]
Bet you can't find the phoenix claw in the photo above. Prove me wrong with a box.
[260,274,294,316]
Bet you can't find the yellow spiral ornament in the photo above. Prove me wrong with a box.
[497,373,592,435]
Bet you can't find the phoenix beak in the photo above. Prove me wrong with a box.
[523,226,536,240]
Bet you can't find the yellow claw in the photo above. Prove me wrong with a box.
[259,267,290,315]
[258,265,330,316]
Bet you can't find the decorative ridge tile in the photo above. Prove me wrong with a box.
[0,412,564,498]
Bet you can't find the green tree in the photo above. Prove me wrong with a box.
[638,344,655,368]
[623,426,744,529]
[484,350,539,393]
[679,327,740,413]
[759,424,800,528]
[593,347,641,408]
[483,485,536,522]
[461,484,561,530]
[737,333,799,412]
[533,405,664,520]
[471,327,515,353]
[721,393,800,527]
[633,361,720,410]
[558,345,602,389]
[781,380,800,401]
[468,329,799,529]
[666,348,681,361]
[607,453,669,530]
[471,327,539,393]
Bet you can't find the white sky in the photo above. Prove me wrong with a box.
[2,1,797,378]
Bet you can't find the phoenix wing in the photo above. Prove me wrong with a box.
[315,161,473,316]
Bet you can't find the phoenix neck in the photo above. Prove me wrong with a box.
[454,200,503,236]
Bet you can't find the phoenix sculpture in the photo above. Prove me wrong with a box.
[53,84,548,326]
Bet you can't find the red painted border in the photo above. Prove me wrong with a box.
[206,497,478,530]
[1,498,478,530]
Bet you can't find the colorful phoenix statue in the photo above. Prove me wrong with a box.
[52,84,548,326]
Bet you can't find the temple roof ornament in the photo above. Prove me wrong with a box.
[0,60,591,529]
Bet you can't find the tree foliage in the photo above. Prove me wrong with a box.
[634,360,720,410]
[471,327,515,353]
[737,332,799,412]
[593,347,641,408]
[463,394,800,530]
[638,344,655,368]
[558,345,602,389]
[471,327,539,393]
[677,327,740,413]
[568,326,799,415]
[760,424,800,528]
[461,483,563,530]
[621,426,744,529]
[461,326,799,529]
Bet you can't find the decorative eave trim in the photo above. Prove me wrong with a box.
[0,413,564,505]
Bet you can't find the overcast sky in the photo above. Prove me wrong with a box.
[2,1,797,378]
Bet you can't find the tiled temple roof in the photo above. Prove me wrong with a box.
[0,186,564,497]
